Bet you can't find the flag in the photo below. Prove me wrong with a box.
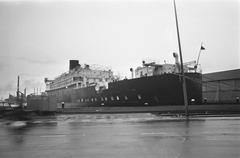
[201,45,205,50]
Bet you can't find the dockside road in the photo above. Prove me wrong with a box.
[57,104,240,114]
[1,114,239,158]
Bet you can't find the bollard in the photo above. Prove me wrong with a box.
[203,98,207,104]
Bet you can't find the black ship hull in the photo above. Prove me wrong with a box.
[47,73,202,106]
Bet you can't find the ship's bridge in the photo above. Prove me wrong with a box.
[134,53,200,79]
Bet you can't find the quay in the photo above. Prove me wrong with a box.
[56,104,240,115]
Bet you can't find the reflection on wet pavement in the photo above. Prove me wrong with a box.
[0,113,240,158]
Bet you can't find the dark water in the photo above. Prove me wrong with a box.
[0,114,240,158]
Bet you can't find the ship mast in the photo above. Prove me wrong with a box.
[173,0,189,117]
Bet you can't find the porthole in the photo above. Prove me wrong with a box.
[101,97,104,101]
[137,94,142,100]
[105,97,108,101]
[144,102,149,105]
[124,96,128,100]
[116,96,120,100]
[111,96,114,101]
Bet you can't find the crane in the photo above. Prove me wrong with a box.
[194,42,205,72]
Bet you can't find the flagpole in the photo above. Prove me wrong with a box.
[173,0,189,117]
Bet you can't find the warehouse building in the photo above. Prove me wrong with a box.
[202,69,240,104]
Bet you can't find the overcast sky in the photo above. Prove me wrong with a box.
[0,0,239,99]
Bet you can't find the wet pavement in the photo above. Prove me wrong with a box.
[0,113,239,158]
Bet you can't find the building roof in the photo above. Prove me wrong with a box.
[203,69,240,82]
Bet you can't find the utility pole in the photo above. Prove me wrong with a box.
[24,88,26,97]
[173,0,189,117]
[17,75,20,103]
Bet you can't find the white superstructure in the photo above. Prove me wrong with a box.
[45,61,114,91]
[135,53,199,78]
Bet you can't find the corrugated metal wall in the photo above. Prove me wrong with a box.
[203,79,240,103]
[27,95,57,111]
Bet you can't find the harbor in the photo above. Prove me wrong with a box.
[0,0,239,157]
[0,0,239,116]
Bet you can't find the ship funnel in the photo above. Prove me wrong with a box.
[69,60,79,71]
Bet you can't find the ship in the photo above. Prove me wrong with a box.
[44,53,202,107]
[44,0,202,108]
